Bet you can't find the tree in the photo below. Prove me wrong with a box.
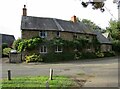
[106,20,120,52]
[106,20,120,40]
[81,19,103,32]
[81,1,105,12]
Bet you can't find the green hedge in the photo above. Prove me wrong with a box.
[24,51,115,63]
[41,51,115,62]
[41,52,75,62]
[79,52,97,59]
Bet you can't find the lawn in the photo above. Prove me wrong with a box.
[0,76,78,89]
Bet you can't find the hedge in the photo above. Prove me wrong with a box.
[41,52,75,62]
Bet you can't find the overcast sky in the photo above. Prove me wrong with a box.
[0,0,118,39]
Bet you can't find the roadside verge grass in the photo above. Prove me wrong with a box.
[0,76,77,89]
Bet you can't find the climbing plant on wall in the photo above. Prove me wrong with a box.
[16,37,43,52]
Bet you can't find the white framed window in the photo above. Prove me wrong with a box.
[39,31,47,38]
[56,31,60,37]
[73,33,78,39]
[40,46,47,53]
[55,46,62,53]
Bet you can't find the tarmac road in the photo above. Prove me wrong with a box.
[0,56,119,87]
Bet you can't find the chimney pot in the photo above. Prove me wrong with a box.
[23,5,27,16]
[71,15,77,22]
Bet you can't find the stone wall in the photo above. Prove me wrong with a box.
[22,30,95,41]
[21,30,96,55]
[9,53,22,63]
[101,44,112,52]
[22,30,39,39]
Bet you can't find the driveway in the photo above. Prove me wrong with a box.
[0,56,119,87]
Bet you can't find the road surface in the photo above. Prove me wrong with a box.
[0,56,119,87]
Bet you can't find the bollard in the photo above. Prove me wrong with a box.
[49,68,53,80]
[46,81,49,89]
[8,70,11,80]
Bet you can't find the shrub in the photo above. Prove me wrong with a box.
[12,38,23,50]
[25,54,43,63]
[2,48,11,57]
[80,52,97,59]
[103,51,115,57]
[42,52,75,62]
[2,43,8,49]
[95,51,104,58]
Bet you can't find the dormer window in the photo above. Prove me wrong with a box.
[39,31,47,38]
[56,31,60,37]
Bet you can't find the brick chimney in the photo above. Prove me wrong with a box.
[23,5,27,16]
[71,15,77,22]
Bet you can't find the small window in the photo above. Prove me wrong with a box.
[55,46,62,53]
[40,46,47,53]
[39,31,47,38]
[73,33,77,39]
[56,31,60,37]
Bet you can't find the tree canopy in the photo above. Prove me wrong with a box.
[81,1,105,12]
[106,20,120,52]
[81,19,104,32]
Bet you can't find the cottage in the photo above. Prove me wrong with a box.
[21,5,97,54]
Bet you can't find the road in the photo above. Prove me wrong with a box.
[0,56,119,87]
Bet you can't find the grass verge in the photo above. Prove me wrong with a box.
[0,76,77,89]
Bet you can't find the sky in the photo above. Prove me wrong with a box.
[0,0,118,39]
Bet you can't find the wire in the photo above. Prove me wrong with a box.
[104,6,117,20]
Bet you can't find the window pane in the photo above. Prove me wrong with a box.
[44,46,47,52]
[43,32,45,36]
[56,31,60,37]
[40,46,43,52]
[58,46,62,51]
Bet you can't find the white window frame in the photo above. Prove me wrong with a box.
[55,46,63,53]
[40,46,47,53]
[56,31,60,37]
[39,31,47,38]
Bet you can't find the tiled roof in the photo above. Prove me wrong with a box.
[21,16,96,35]
[94,31,111,44]
[0,34,15,47]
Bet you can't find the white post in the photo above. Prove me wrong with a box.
[49,68,53,80]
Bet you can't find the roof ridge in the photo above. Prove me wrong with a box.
[53,18,64,31]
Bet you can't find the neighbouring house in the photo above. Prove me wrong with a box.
[20,5,112,56]
[0,33,15,58]
[0,33,15,47]
[94,31,112,52]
